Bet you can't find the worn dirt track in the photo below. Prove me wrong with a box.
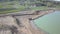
[0,10,55,34]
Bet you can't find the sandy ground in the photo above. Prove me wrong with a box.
[0,10,55,34]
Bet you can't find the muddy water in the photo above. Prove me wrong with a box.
[34,11,60,34]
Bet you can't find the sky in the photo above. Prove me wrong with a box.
[49,0,60,1]
[54,0,60,1]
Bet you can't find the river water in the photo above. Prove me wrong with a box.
[34,11,60,34]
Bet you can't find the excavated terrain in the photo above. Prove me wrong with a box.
[0,10,55,34]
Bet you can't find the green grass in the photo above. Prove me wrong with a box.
[0,1,50,14]
[31,6,48,10]
[0,5,25,14]
[0,5,3,8]
[0,1,56,14]
[0,1,26,14]
[55,6,60,10]
[0,10,17,14]
[0,6,49,14]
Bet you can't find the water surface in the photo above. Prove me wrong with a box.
[34,11,60,34]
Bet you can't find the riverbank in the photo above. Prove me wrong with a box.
[0,10,55,34]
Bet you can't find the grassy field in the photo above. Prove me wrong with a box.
[0,2,49,14]
[0,1,59,14]
[0,1,26,14]
[31,6,48,10]
[0,6,49,14]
